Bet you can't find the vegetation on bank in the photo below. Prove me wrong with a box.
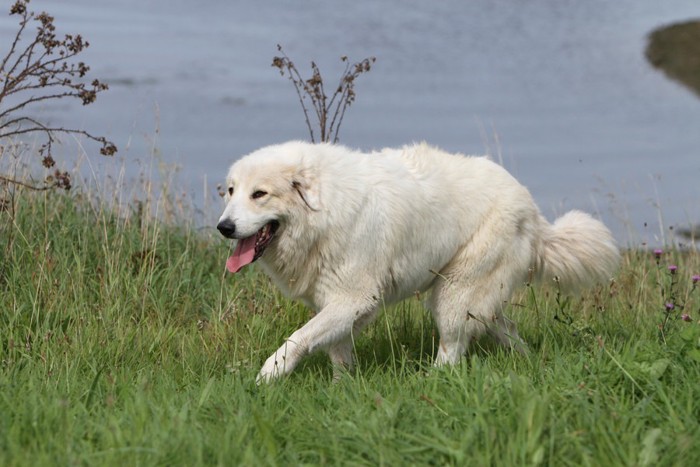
[0,187,699,465]
[647,19,700,98]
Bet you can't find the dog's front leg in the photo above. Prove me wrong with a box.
[256,297,378,383]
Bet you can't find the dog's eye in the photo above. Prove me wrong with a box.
[228,187,233,196]
[251,190,268,200]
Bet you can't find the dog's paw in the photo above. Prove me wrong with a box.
[256,355,284,384]
[256,338,304,384]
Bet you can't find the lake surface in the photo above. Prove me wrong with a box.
[2,0,699,245]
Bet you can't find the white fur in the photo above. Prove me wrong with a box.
[218,141,620,382]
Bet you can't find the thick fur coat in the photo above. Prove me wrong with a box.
[216,141,620,382]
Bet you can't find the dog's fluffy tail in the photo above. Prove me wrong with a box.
[536,210,620,291]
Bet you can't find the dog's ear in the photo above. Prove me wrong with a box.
[291,172,321,211]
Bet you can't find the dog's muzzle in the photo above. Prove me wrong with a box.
[217,219,236,238]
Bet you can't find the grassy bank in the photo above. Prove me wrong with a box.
[1,187,699,466]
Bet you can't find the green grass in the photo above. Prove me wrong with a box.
[1,186,699,466]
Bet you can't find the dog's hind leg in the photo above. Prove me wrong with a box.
[431,278,527,364]
[430,278,488,366]
[430,221,533,365]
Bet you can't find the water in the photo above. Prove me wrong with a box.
[2,0,699,244]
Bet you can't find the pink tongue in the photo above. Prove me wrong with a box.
[226,236,257,273]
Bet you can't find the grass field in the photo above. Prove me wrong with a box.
[1,182,699,466]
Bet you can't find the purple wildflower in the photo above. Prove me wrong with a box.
[665,302,675,311]
[692,274,700,284]
[668,265,677,274]
[681,313,692,322]
[653,248,663,259]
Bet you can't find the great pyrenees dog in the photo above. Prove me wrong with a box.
[217,141,619,382]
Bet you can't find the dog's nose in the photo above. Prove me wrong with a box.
[217,219,236,238]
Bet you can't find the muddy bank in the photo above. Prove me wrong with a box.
[646,20,700,97]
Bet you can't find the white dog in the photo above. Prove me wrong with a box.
[217,141,619,382]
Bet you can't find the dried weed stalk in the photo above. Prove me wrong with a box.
[272,45,375,143]
[0,0,117,191]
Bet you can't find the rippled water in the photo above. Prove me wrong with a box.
[2,0,699,244]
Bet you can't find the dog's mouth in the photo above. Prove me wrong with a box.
[226,221,280,273]
[251,221,280,261]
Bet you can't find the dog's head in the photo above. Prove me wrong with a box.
[217,143,320,273]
